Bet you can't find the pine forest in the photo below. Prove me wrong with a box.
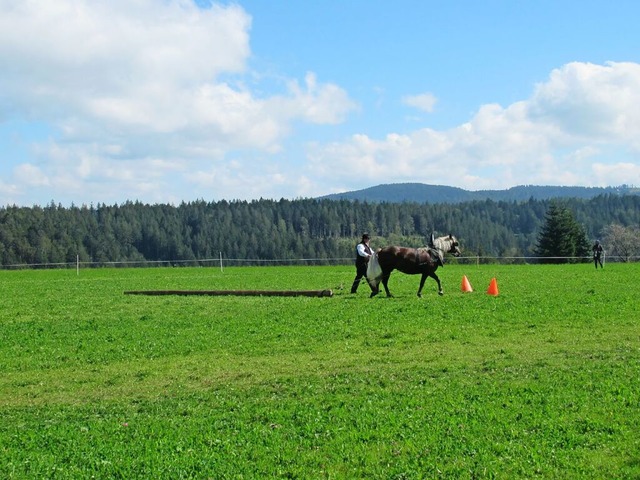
[1,194,639,267]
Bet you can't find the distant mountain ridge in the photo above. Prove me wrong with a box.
[318,183,639,204]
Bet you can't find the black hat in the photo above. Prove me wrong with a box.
[362,233,370,240]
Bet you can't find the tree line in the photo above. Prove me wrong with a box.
[1,194,639,267]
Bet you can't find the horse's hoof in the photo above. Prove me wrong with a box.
[438,291,444,296]
[417,293,422,298]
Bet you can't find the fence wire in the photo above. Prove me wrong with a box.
[1,254,638,270]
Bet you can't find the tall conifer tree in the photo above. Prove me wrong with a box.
[535,202,590,263]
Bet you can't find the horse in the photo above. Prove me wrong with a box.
[366,234,461,298]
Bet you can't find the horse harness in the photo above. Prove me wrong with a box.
[414,247,444,267]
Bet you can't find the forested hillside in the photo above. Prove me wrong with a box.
[319,183,638,203]
[1,195,639,267]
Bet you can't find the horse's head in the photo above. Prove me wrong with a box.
[443,234,461,257]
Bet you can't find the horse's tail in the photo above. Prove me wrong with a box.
[366,252,383,287]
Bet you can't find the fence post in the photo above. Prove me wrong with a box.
[219,252,223,272]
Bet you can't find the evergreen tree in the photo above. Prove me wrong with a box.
[1,195,639,266]
[535,202,590,263]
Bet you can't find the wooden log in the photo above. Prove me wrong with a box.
[124,289,333,297]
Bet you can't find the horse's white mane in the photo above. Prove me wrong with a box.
[433,235,456,250]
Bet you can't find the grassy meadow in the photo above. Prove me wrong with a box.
[1,263,639,479]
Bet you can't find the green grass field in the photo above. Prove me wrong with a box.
[1,263,639,479]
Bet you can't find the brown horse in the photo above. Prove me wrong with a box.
[367,234,461,297]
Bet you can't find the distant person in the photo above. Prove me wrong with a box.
[351,233,375,293]
[592,240,604,269]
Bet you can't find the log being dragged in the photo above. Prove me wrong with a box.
[124,289,333,297]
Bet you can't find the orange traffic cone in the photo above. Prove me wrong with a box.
[487,277,499,296]
[461,275,473,292]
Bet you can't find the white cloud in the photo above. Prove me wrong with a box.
[529,62,640,147]
[1,0,639,207]
[265,72,358,125]
[0,180,19,201]
[308,61,640,192]
[593,162,640,186]
[0,0,357,205]
[14,164,50,187]
[402,93,437,113]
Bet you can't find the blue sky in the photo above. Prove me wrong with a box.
[1,0,640,206]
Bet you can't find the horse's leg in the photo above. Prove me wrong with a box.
[417,272,428,297]
[381,270,393,297]
[430,272,444,295]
